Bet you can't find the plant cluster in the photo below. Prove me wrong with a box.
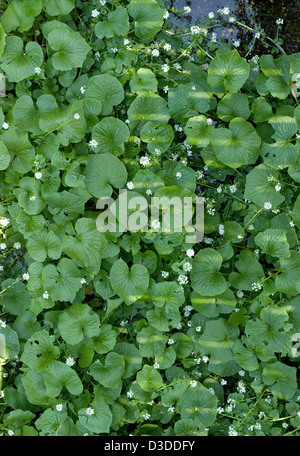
[0,0,300,437]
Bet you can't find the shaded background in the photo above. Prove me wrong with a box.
[166,0,300,54]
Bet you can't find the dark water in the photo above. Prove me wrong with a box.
[166,0,300,55]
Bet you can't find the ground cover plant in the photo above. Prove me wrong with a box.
[0,0,300,437]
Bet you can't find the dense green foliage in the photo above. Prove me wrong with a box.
[0,0,300,437]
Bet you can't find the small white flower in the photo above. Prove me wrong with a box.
[120,320,128,327]
[99,0,106,5]
[237,380,246,393]
[251,282,262,291]
[217,406,224,413]
[239,370,245,377]
[80,86,86,94]
[183,6,191,13]
[127,390,134,398]
[248,224,255,230]
[8,430,14,436]
[161,64,170,73]
[211,32,218,43]
[153,362,160,369]
[111,47,118,54]
[35,171,42,180]
[190,25,201,35]
[228,16,235,22]
[66,357,75,367]
[232,39,240,48]
[146,189,152,196]
[81,278,86,285]
[56,404,63,412]
[86,407,95,416]
[30,196,36,201]
[89,139,98,148]
[2,122,9,130]
[186,249,195,258]
[161,271,169,279]
[163,43,171,51]
[275,183,281,192]
[124,39,130,46]
[74,113,80,120]
[237,290,244,298]
[152,49,160,57]
[178,274,188,285]
[0,266,3,271]
[221,379,227,386]
[0,243,7,250]
[254,32,261,39]
[168,406,175,413]
[91,9,100,18]
[151,219,160,230]
[208,12,215,19]
[0,217,10,227]
[0,320,6,328]
[195,326,201,333]
[35,67,42,75]
[290,221,295,227]
[140,156,150,166]
[127,181,134,190]
[264,202,272,210]
[173,63,182,70]
[276,18,284,25]
[43,291,49,299]
[142,411,151,420]
[183,262,192,272]
[190,380,197,388]
[168,338,175,345]
[282,422,288,429]
[202,356,209,363]
[13,242,21,249]
[229,184,237,194]
[163,10,169,19]
[218,224,225,235]
[176,172,182,179]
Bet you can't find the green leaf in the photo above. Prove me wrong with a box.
[43,361,83,397]
[229,255,264,291]
[244,164,285,208]
[191,248,227,296]
[58,303,100,345]
[47,28,90,71]
[199,318,239,366]
[136,364,163,391]
[45,0,75,16]
[0,35,43,82]
[140,122,174,154]
[168,86,211,122]
[62,218,104,268]
[95,6,129,38]
[275,252,300,295]
[1,1,35,33]
[208,50,250,92]
[180,385,217,427]
[110,259,149,305]
[21,330,60,372]
[127,0,165,40]
[254,229,290,259]
[217,93,250,122]
[84,153,127,198]
[0,325,20,359]
[184,115,211,148]
[128,92,169,130]
[2,127,34,173]
[130,68,158,93]
[114,342,142,378]
[92,117,130,156]
[0,280,31,315]
[85,74,124,116]
[42,258,82,302]
[0,140,10,170]
[211,118,261,169]
[26,229,62,262]
[90,352,125,388]
[78,404,112,434]
[92,324,117,354]
[262,361,297,400]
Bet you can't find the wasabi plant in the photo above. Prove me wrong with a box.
[0,0,300,437]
